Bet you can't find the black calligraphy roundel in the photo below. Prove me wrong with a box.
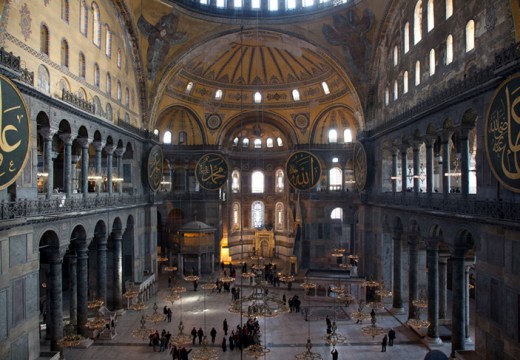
[147,144,163,192]
[353,141,368,191]
[485,74,520,193]
[0,75,31,191]
[195,153,229,190]
[286,151,322,190]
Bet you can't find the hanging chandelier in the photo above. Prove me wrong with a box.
[145,302,165,324]
[129,301,148,311]
[164,265,178,272]
[184,274,200,282]
[131,315,153,341]
[406,297,430,329]
[244,343,271,359]
[57,323,85,348]
[295,338,323,360]
[87,299,104,310]
[191,336,219,360]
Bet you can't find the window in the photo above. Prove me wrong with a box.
[269,0,278,11]
[404,22,410,53]
[429,49,436,75]
[233,137,239,147]
[231,170,240,193]
[61,39,69,67]
[303,0,314,6]
[179,131,187,144]
[40,24,49,55]
[234,0,242,8]
[254,91,262,103]
[403,71,409,94]
[251,201,264,229]
[232,203,240,229]
[200,0,208,4]
[92,2,101,47]
[344,129,353,143]
[216,0,225,7]
[446,0,453,19]
[276,202,284,230]
[153,129,159,136]
[106,73,111,95]
[427,0,434,32]
[117,49,122,68]
[252,171,264,193]
[163,131,172,144]
[292,89,300,101]
[79,52,86,78]
[328,129,338,143]
[329,167,342,191]
[117,81,122,101]
[287,0,296,10]
[186,82,194,94]
[415,61,421,86]
[384,87,389,106]
[125,88,129,106]
[332,157,339,163]
[466,20,475,52]
[446,35,454,64]
[61,0,69,22]
[331,207,343,220]
[394,80,398,100]
[393,46,399,66]
[37,65,50,94]
[94,63,100,87]
[80,0,88,36]
[414,0,422,45]
[242,138,249,148]
[275,169,284,192]
[215,89,223,100]
[277,137,283,146]
[105,25,112,57]
[252,0,260,9]
[254,139,262,148]
[322,81,330,95]
[266,138,274,148]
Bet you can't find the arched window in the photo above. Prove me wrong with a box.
[94,63,100,87]
[254,139,262,149]
[105,103,112,121]
[276,137,283,147]
[287,0,296,10]
[275,169,284,192]
[269,0,278,11]
[404,22,410,53]
[393,46,399,66]
[179,131,187,145]
[80,0,88,36]
[266,138,274,148]
[117,81,122,101]
[234,0,243,9]
[403,71,409,94]
[117,49,122,68]
[384,87,389,106]
[40,24,49,55]
[251,201,264,229]
[466,20,475,52]
[231,170,240,193]
[242,138,249,148]
[37,65,50,94]
[329,167,342,191]
[429,49,436,76]
[393,80,398,100]
[276,202,284,230]
[415,61,421,86]
[61,39,69,67]
[446,34,454,64]
[215,89,223,100]
[79,52,86,78]
[232,202,241,229]
[414,0,423,45]
[216,0,225,7]
[322,81,330,95]
[427,0,434,32]
[292,89,300,101]
[446,0,453,19]
[163,131,172,144]
[185,82,194,94]
[233,137,239,147]
[61,0,69,22]
[105,25,112,57]
[252,171,265,193]
[328,129,338,143]
[106,73,111,95]
[331,207,343,220]
[125,88,130,106]
[92,2,101,47]
[254,91,262,103]
[252,0,261,9]
[344,129,353,143]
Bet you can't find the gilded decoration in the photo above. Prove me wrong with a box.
[286,151,321,190]
[19,3,31,41]
[195,153,229,190]
[485,74,520,192]
[146,145,163,192]
[353,141,367,191]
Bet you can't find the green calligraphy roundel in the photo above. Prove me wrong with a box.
[147,144,163,192]
[485,74,520,193]
[286,151,322,190]
[0,75,31,191]
[195,153,229,190]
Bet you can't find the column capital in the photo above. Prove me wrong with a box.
[77,137,90,149]
[111,228,123,240]
[93,140,105,151]
[411,140,422,151]
[39,127,55,140]
[423,135,436,147]
[104,144,116,155]
[114,147,125,158]
[424,237,440,250]
[59,133,73,145]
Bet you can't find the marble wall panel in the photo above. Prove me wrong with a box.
[10,333,27,360]
[9,235,27,268]
[0,288,7,341]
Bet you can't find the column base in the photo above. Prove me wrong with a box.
[426,336,443,345]
[390,307,406,315]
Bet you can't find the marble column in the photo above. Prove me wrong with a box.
[41,128,54,198]
[426,239,442,343]
[442,139,450,195]
[465,264,473,344]
[460,130,470,198]
[198,255,201,275]
[96,234,108,302]
[170,163,175,196]
[78,138,89,197]
[184,162,190,193]
[76,243,89,335]
[93,140,103,194]
[391,150,398,193]
[425,139,434,195]
[105,145,115,196]
[392,233,404,312]
[67,254,77,327]
[412,142,420,194]
[115,148,124,195]
[401,147,408,194]
[48,255,64,352]
[451,247,467,355]
[112,229,123,310]
[408,236,419,320]
[60,134,73,197]
[438,256,448,319]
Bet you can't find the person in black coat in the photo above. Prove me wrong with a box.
[388,328,396,346]
[221,336,227,352]
[210,327,217,344]
[223,318,228,335]
[331,347,339,360]
[179,347,192,360]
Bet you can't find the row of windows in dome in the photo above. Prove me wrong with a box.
[196,0,350,12]
[384,20,475,106]
[185,82,330,103]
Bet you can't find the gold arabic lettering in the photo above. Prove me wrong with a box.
[0,82,21,154]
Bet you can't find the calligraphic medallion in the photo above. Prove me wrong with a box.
[286,151,321,190]
[0,75,31,191]
[146,144,163,192]
[353,141,368,191]
[485,74,520,192]
[195,153,229,190]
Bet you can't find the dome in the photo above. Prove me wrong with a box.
[177,220,216,233]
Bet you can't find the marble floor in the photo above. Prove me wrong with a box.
[51,272,464,360]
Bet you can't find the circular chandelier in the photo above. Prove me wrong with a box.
[87,299,104,310]
[184,275,200,282]
[241,271,256,279]
[191,336,219,360]
[131,315,152,341]
[57,323,85,348]
[279,273,295,283]
[169,320,192,347]
[157,255,168,262]
[362,279,381,288]
[85,317,107,331]
[163,265,178,272]
[172,286,187,293]
[201,283,217,291]
[295,339,323,360]
[129,301,148,311]
[412,298,428,309]
[406,318,431,328]
[300,278,317,290]
[145,302,165,324]
[361,313,386,339]
[337,292,354,302]
[163,293,180,305]
[375,289,392,298]
[351,311,371,323]
[348,254,359,261]
[366,301,385,310]
[244,343,270,358]
[219,275,235,283]
[338,262,353,270]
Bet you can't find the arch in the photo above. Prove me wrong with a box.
[155,105,206,145]
[414,0,423,45]
[40,23,50,55]
[38,65,50,94]
[311,105,361,144]
[61,39,69,68]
